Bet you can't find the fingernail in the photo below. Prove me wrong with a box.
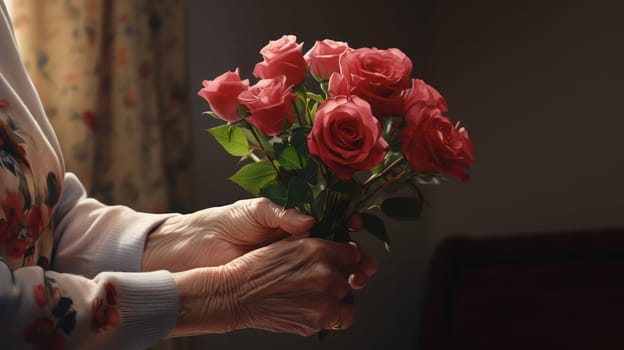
[349,273,367,289]
[348,214,363,232]
[295,215,314,225]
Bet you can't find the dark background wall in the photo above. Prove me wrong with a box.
[186,0,624,349]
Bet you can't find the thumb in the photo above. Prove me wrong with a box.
[251,198,315,236]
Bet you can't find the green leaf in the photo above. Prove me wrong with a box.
[310,102,319,120]
[361,213,390,253]
[301,160,319,185]
[285,177,309,209]
[320,80,329,98]
[381,197,423,220]
[240,122,275,154]
[237,102,249,119]
[330,179,359,194]
[293,87,307,102]
[273,142,287,158]
[45,172,60,206]
[202,111,222,120]
[371,162,383,174]
[260,181,288,206]
[228,162,277,195]
[59,310,76,335]
[291,127,310,155]
[306,92,325,104]
[207,125,249,156]
[382,117,395,138]
[277,146,305,171]
[18,172,31,209]
[52,297,73,318]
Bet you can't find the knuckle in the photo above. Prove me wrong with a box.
[247,197,267,211]
[302,238,326,257]
[313,265,334,292]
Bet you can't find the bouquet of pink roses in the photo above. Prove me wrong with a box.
[198,35,474,248]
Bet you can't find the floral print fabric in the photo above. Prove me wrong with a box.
[0,2,180,348]
[0,101,60,271]
[0,95,120,349]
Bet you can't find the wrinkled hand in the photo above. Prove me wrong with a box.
[142,198,315,272]
[170,237,378,337]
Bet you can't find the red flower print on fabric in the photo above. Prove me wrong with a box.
[104,282,117,305]
[33,284,48,308]
[23,317,66,350]
[91,283,120,333]
[0,192,47,260]
[0,191,31,258]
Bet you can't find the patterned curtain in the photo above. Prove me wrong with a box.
[9,0,193,213]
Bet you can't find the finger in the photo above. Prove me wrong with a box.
[330,276,352,300]
[348,213,363,232]
[358,254,379,277]
[348,251,378,289]
[348,272,369,290]
[252,198,314,236]
[322,241,362,274]
[278,208,315,236]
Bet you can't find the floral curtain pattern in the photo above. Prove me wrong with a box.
[9,0,193,212]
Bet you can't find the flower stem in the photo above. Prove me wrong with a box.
[249,125,280,175]
[359,169,409,207]
[363,155,406,187]
[304,89,313,125]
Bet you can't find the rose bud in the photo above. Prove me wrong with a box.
[197,68,249,122]
[237,75,296,136]
[304,39,349,80]
[253,35,307,87]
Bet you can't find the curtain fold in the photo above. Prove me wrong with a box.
[9,0,193,212]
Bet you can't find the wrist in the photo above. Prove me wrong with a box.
[142,213,217,272]
[169,265,243,337]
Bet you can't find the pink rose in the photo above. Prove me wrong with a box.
[329,47,412,116]
[402,79,448,113]
[197,68,249,122]
[237,75,296,136]
[253,35,307,87]
[304,39,349,80]
[308,95,389,179]
[400,106,474,182]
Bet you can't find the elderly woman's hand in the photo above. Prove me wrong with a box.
[142,198,315,272]
[169,237,376,337]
